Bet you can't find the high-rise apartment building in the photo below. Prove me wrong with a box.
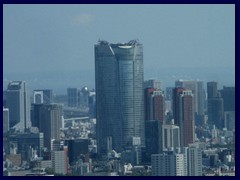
[173,88,195,147]
[95,40,145,153]
[51,146,68,175]
[187,144,202,176]
[145,88,165,123]
[151,151,186,176]
[175,80,205,116]
[5,81,31,131]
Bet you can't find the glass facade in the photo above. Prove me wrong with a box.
[95,40,145,153]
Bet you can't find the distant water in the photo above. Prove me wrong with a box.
[3,67,235,94]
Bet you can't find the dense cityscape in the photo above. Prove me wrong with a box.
[3,40,235,176]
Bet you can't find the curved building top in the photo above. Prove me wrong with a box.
[97,39,142,47]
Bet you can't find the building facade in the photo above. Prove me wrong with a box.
[39,104,63,151]
[173,88,195,147]
[162,124,180,151]
[5,81,31,131]
[144,88,165,123]
[95,40,145,153]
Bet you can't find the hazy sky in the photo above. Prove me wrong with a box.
[3,4,235,93]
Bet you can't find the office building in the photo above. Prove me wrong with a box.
[3,108,9,134]
[67,88,80,108]
[207,81,218,99]
[219,86,235,112]
[207,82,224,130]
[145,120,162,161]
[95,40,145,153]
[145,88,165,123]
[31,104,43,129]
[39,104,63,151]
[65,138,89,165]
[5,81,31,131]
[173,88,195,147]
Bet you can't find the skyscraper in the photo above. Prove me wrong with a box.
[5,81,31,131]
[145,120,162,161]
[187,144,202,176]
[39,104,63,151]
[67,88,80,108]
[95,40,145,154]
[173,88,195,147]
[144,88,165,123]
[207,82,224,129]
[175,80,205,116]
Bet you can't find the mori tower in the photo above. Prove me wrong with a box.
[95,40,145,154]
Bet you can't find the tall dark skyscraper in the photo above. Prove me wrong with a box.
[95,40,145,154]
[207,81,218,99]
[5,81,31,131]
[39,104,63,151]
[207,82,224,129]
[67,88,80,108]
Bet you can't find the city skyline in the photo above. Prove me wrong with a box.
[3,4,235,94]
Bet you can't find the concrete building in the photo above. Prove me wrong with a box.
[95,40,145,153]
[162,123,180,151]
[5,81,31,131]
[51,146,68,175]
[151,151,185,176]
[187,144,202,176]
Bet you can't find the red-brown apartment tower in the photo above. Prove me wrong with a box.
[144,88,165,124]
[173,87,195,147]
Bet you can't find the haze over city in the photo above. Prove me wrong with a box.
[3,4,235,94]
